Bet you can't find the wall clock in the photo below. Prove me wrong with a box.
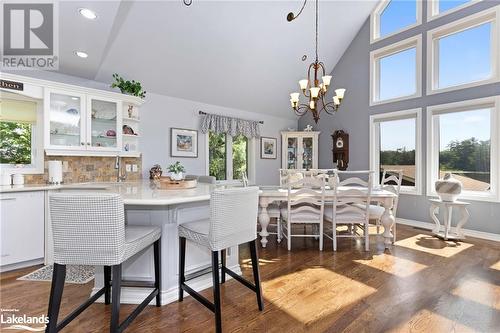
[331,130,349,170]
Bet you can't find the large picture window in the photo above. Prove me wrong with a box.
[371,0,422,43]
[428,0,480,20]
[427,97,499,201]
[208,132,250,182]
[370,109,422,194]
[427,7,499,93]
[370,35,422,105]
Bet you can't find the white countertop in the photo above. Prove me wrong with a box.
[0,181,213,206]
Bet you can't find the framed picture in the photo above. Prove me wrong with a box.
[170,128,198,158]
[261,137,277,159]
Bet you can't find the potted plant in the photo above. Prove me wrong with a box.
[110,73,146,99]
[167,161,186,181]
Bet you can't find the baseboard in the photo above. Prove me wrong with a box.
[92,264,243,306]
[396,218,500,242]
[0,258,44,273]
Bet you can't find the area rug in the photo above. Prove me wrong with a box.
[18,265,95,284]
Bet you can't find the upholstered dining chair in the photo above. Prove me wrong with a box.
[46,193,161,333]
[178,187,263,333]
[324,171,373,251]
[280,177,326,251]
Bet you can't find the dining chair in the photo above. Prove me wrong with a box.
[367,170,402,242]
[178,187,263,333]
[46,193,161,333]
[185,174,217,184]
[324,171,373,251]
[280,177,326,251]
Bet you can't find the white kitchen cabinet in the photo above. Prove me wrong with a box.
[281,131,320,170]
[0,191,45,269]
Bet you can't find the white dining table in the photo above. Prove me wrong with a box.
[258,186,398,249]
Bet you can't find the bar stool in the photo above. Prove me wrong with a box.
[46,193,161,333]
[178,187,263,333]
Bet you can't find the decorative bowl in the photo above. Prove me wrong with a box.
[435,173,462,202]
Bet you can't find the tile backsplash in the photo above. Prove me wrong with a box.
[24,155,142,184]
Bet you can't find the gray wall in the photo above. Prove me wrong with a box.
[299,1,500,234]
[11,71,297,185]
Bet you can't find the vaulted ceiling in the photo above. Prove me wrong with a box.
[56,0,377,119]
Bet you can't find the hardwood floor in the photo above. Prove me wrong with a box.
[1,224,499,332]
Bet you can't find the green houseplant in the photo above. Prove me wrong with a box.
[111,73,146,99]
[167,161,186,181]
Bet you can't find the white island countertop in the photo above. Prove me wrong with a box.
[0,181,213,206]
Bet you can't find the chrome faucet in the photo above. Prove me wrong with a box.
[115,156,127,182]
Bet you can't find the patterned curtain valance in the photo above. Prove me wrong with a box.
[200,112,261,138]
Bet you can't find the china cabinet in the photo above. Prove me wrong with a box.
[281,131,319,170]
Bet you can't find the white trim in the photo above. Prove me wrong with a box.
[370,35,422,106]
[427,5,500,95]
[427,0,482,22]
[370,0,423,44]
[369,108,423,195]
[396,218,500,242]
[426,96,500,202]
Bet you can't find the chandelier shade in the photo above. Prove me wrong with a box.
[287,0,346,123]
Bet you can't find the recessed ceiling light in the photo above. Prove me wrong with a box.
[75,51,88,58]
[78,8,97,20]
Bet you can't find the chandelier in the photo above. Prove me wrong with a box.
[287,0,346,123]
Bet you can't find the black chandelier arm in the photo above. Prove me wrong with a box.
[319,101,339,115]
[293,103,311,117]
[286,0,308,22]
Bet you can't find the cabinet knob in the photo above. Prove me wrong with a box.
[87,142,91,146]
[81,142,85,146]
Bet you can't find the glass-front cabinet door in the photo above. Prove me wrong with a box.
[46,89,86,150]
[87,96,121,151]
[302,136,313,169]
[287,137,298,169]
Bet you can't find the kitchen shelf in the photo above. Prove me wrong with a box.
[123,134,140,138]
[123,117,140,122]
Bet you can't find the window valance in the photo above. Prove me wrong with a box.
[200,112,261,138]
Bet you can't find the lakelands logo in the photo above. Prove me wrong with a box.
[1,309,48,331]
[1,1,59,70]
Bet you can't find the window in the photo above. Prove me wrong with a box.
[427,7,500,93]
[208,132,251,182]
[428,0,480,20]
[427,97,499,201]
[370,109,422,194]
[370,35,422,105]
[371,0,422,43]
[0,95,43,174]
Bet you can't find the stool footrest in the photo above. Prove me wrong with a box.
[181,283,215,312]
[224,267,257,292]
[117,288,159,332]
[56,286,106,331]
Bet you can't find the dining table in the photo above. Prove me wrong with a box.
[257,186,398,249]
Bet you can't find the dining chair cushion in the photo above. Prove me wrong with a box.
[123,225,162,262]
[323,206,366,224]
[352,203,385,220]
[178,219,210,248]
[280,207,321,222]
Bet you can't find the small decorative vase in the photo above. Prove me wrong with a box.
[435,173,462,202]
[170,172,183,181]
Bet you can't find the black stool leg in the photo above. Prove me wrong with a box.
[178,237,186,302]
[46,263,66,333]
[154,239,161,307]
[220,249,226,284]
[104,266,111,305]
[249,240,264,311]
[110,264,122,333]
[211,251,222,333]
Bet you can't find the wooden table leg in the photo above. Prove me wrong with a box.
[429,203,441,234]
[455,206,470,239]
[258,198,271,248]
[380,197,395,249]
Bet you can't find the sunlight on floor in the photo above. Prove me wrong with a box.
[388,309,476,333]
[240,258,280,268]
[261,267,376,326]
[395,234,473,258]
[451,278,500,310]
[354,253,428,278]
[490,260,500,271]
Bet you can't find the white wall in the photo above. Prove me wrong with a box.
[139,93,297,185]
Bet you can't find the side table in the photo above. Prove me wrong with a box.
[429,199,470,240]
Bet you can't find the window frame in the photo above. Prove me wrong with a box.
[370,0,423,44]
[427,6,500,95]
[205,132,256,185]
[426,96,500,202]
[370,35,423,106]
[0,95,44,175]
[369,108,423,195]
[427,0,482,22]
